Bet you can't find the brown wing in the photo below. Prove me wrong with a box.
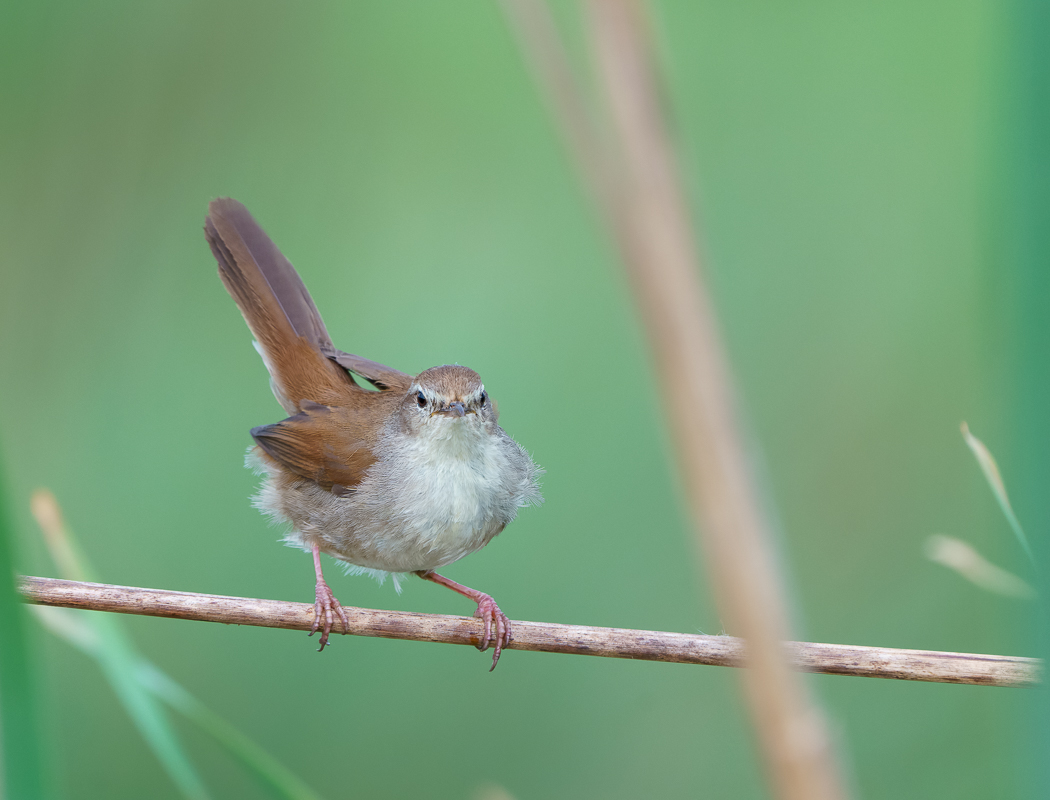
[250,401,379,495]
[328,350,413,392]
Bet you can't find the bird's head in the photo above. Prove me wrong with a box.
[401,365,495,436]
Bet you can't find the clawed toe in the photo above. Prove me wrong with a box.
[416,571,513,671]
[474,596,512,671]
[310,580,349,651]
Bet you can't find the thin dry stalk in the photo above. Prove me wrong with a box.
[503,2,848,798]
[19,576,1038,687]
[500,0,611,214]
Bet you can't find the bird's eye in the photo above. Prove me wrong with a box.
[416,391,427,408]
[480,391,487,405]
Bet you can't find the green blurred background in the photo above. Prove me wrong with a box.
[0,1,1042,797]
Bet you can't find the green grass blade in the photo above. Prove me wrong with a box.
[961,423,1035,565]
[89,613,212,800]
[32,490,325,800]
[0,459,46,800]
[32,605,326,800]
[135,663,325,800]
[31,490,211,800]
[925,535,1035,598]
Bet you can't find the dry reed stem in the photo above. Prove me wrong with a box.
[503,2,849,797]
[19,576,1038,687]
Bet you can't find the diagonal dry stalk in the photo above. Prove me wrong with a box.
[19,576,1039,687]
[502,1,848,798]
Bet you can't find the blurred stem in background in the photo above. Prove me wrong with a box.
[1006,0,1050,791]
[502,1,848,797]
[0,451,46,800]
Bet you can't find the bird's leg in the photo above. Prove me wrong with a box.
[416,571,511,671]
[310,542,349,651]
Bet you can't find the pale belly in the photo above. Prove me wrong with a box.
[254,432,523,575]
[380,455,510,569]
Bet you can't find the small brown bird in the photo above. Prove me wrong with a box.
[205,198,542,669]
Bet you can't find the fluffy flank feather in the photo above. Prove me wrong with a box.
[339,564,406,594]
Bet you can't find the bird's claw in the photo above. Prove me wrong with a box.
[310,579,349,651]
[473,594,511,671]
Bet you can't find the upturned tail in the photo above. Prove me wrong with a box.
[204,198,356,412]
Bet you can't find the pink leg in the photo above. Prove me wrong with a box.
[417,571,511,671]
[310,543,349,651]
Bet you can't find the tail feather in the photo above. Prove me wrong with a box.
[205,198,355,412]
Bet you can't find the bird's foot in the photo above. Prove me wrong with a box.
[473,593,511,672]
[310,578,349,651]
[416,571,512,671]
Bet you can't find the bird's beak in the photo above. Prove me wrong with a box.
[434,401,467,417]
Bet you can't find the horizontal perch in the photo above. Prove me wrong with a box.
[19,576,1038,688]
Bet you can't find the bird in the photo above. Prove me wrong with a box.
[204,198,542,670]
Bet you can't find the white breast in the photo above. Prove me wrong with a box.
[255,412,542,582]
[386,418,513,567]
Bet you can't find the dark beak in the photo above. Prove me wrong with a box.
[435,401,467,417]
